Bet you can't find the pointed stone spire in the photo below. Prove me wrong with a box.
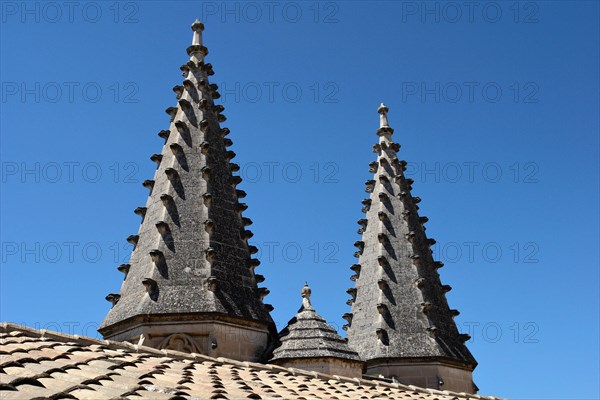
[345,104,477,392]
[269,283,363,377]
[99,19,275,362]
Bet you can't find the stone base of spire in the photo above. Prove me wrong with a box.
[365,358,476,394]
[99,314,273,362]
[273,357,364,378]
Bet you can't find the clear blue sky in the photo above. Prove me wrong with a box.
[1,1,598,399]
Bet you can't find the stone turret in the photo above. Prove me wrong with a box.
[99,19,275,362]
[345,104,477,392]
[269,284,363,377]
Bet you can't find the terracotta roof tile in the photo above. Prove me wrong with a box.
[0,322,501,400]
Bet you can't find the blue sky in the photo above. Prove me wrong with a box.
[1,1,598,398]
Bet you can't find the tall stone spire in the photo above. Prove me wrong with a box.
[99,20,275,362]
[345,104,477,392]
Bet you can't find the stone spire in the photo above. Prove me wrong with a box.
[99,20,275,362]
[345,104,477,392]
[269,283,363,377]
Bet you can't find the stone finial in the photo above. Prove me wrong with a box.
[300,282,313,310]
[377,103,390,128]
[188,19,207,61]
[191,19,204,43]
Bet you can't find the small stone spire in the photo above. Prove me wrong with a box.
[300,282,313,310]
[269,284,363,377]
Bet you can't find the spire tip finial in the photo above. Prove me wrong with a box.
[188,18,206,61]
[301,283,313,309]
[191,18,204,32]
[377,102,390,129]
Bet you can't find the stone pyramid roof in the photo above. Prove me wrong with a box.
[345,104,477,366]
[269,285,360,362]
[99,20,274,339]
[0,322,503,400]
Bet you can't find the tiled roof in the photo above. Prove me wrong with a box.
[0,323,501,400]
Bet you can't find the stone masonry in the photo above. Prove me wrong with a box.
[344,104,478,393]
[98,20,275,362]
[97,18,480,393]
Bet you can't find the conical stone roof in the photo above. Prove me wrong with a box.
[270,284,360,362]
[345,104,476,366]
[99,20,274,348]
